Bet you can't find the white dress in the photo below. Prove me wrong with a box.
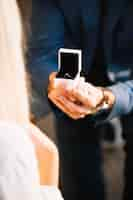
[0,122,63,200]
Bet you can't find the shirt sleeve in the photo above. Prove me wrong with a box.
[91,80,133,125]
[107,80,133,120]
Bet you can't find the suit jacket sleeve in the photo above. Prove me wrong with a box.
[27,0,65,114]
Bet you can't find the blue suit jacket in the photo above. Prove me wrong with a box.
[27,0,133,120]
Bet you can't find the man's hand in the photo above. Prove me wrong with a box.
[48,73,90,119]
[48,72,115,120]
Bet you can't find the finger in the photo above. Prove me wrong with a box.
[68,82,103,108]
[48,73,72,92]
[55,97,86,119]
[57,95,98,116]
[66,87,98,108]
[48,91,90,118]
[48,72,57,92]
[48,92,84,119]
[48,89,98,119]
[49,72,57,82]
[87,84,103,102]
[49,79,103,109]
[48,89,88,114]
[78,77,85,83]
[58,95,90,114]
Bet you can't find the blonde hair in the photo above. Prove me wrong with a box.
[0,0,29,124]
